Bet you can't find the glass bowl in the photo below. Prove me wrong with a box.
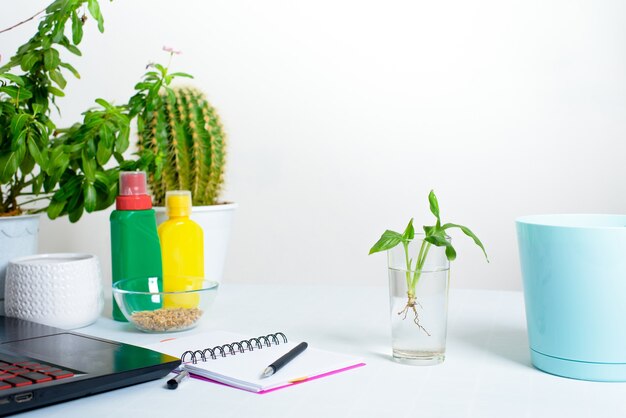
[112,276,218,333]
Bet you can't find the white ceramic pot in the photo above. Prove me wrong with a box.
[4,253,104,329]
[155,202,237,284]
[0,214,40,315]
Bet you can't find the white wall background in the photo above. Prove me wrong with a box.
[3,0,626,290]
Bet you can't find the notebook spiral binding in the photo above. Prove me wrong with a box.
[181,332,288,364]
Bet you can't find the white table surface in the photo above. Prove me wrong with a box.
[15,284,626,418]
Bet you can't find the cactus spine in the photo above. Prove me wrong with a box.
[138,86,226,206]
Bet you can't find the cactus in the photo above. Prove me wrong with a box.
[137,86,227,206]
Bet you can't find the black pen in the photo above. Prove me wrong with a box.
[261,342,308,378]
[167,369,190,389]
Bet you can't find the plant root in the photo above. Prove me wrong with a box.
[397,294,431,336]
[0,207,22,217]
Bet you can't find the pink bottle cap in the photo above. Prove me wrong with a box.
[116,171,152,210]
[119,171,148,196]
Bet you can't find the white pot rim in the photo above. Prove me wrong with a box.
[9,253,97,266]
[154,202,238,213]
[0,213,41,221]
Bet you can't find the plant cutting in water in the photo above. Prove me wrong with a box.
[369,190,489,335]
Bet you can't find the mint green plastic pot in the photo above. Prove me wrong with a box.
[516,214,626,381]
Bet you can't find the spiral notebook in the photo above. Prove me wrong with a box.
[145,331,365,393]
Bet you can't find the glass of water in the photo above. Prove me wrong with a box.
[387,235,450,365]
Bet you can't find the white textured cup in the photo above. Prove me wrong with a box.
[4,253,103,329]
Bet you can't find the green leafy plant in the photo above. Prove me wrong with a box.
[136,85,226,207]
[369,190,489,334]
[0,0,112,219]
[0,1,190,221]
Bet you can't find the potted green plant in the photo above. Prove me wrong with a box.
[136,83,236,285]
[0,0,117,311]
[369,190,489,364]
[0,0,190,309]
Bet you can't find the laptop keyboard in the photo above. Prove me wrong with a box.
[0,359,74,390]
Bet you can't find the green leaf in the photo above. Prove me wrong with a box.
[0,73,25,86]
[428,189,440,226]
[168,72,194,79]
[84,113,101,129]
[97,124,114,166]
[445,245,457,261]
[46,0,66,13]
[43,173,55,193]
[1,86,33,101]
[99,123,114,147]
[51,21,66,43]
[166,87,176,103]
[66,186,84,221]
[46,199,65,220]
[148,79,163,100]
[12,129,27,151]
[10,113,30,138]
[88,0,105,32]
[19,151,35,174]
[72,11,84,44]
[95,98,112,109]
[113,151,124,164]
[423,233,446,246]
[115,124,130,153]
[68,204,84,223]
[0,151,19,182]
[134,82,152,91]
[43,49,60,71]
[14,142,26,166]
[53,175,82,202]
[423,225,435,237]
[369,230,403,255]
[96,144,112,166]
[424,234,457,261]
[83,182,97,212]
[41,36,51,50]
[48,147,70,175]
[16,42,31,56]
[86,136,96,155]
[20,52,39,72]
[59,62,80,79]
[442,223,489,261]
[61,43,82,56]
[32,104,45,117]
[94,171,110,184]
[48,86,65,97]
[402,218,415,241]
[49,69,67,89]
[32,175,43,195]
[63,142,85,154]
[27,137,48,171]
[82,148,96,181]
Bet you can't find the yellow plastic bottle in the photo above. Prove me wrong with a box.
[158,190,204,308]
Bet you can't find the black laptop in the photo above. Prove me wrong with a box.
[0,315,180,416]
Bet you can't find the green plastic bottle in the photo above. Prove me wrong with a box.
[110,171,163,321]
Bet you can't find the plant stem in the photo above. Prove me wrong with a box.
[0,7,47,35]
[402,241,412,292]
[20,196,51,206]
[408,240,432,292]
